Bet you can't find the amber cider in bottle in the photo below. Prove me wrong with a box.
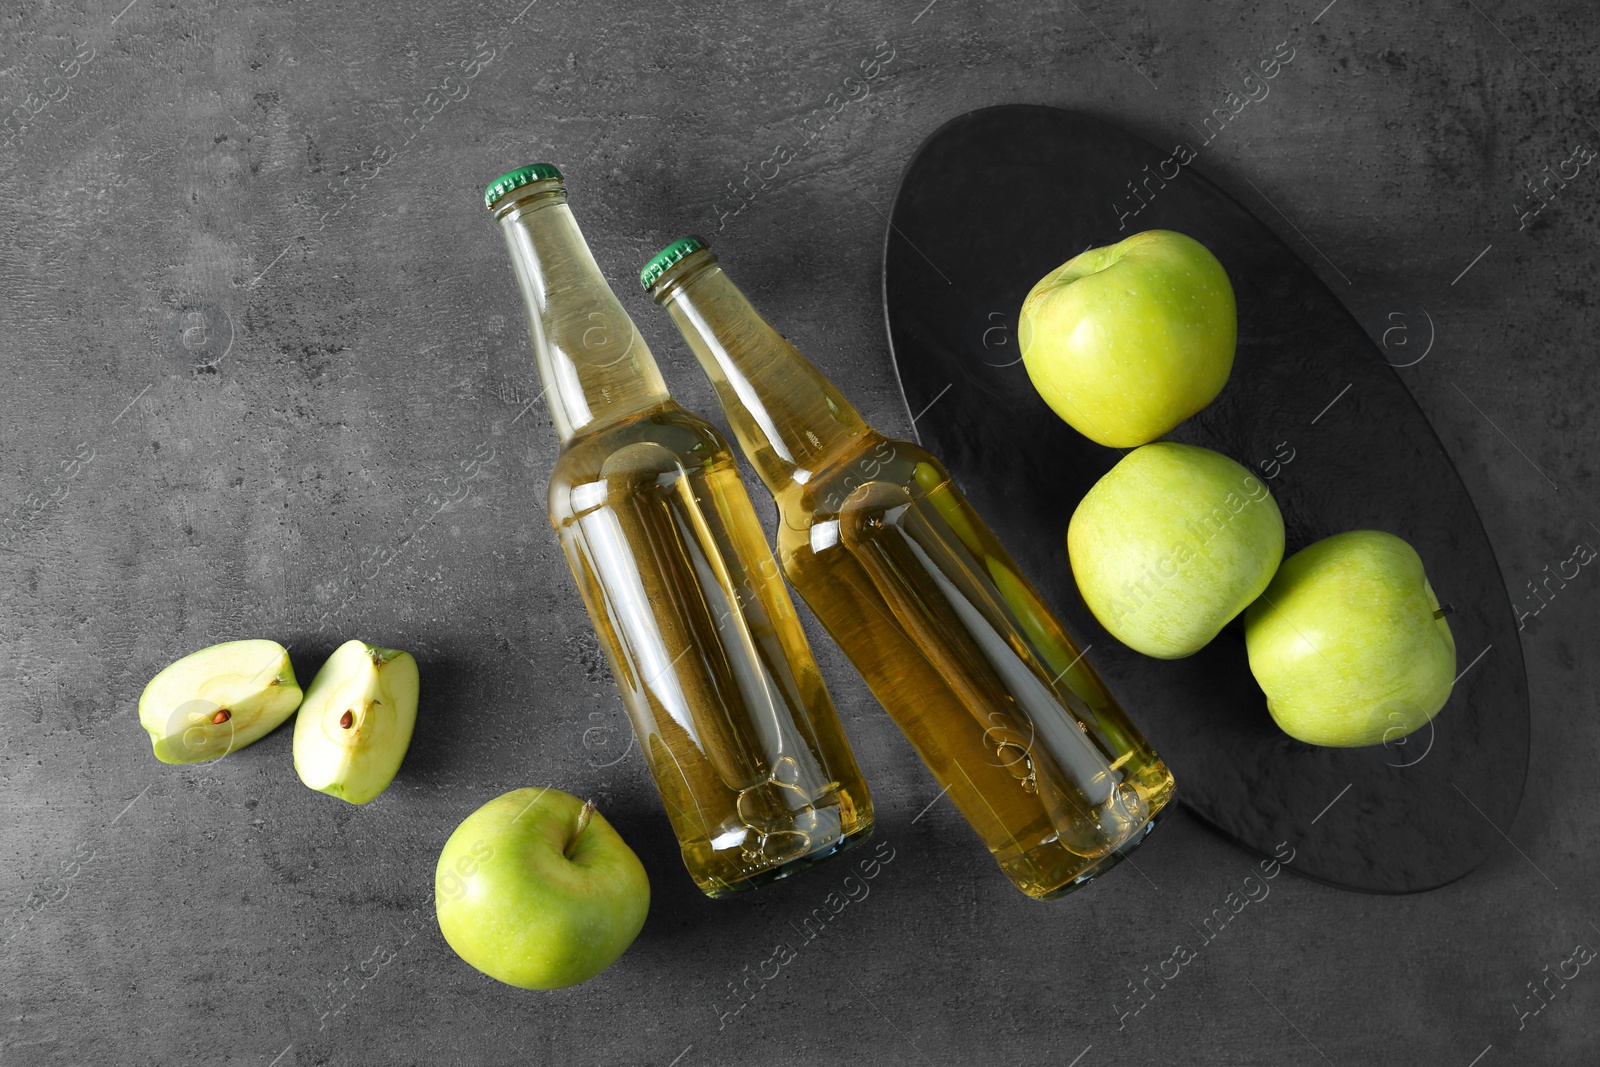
[485,169,872,896]
[642,236,1174,899]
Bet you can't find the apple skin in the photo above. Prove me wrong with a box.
[138,640,302,764]
[292,639,419,805]
[1019,230,1236,448]
[1068,442,1284,659]
[1244,530,1456,748]
[435,788,650,990]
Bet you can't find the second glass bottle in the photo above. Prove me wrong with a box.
[643,236,1176,899]
[486,167,873,896]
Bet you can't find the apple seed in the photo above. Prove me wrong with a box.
[211,708,231,725]
[339,709,355,729]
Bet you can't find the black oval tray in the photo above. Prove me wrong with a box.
[882,104,1528,893]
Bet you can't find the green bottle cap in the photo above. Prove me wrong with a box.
[640,235,710,290]
[483,164,563,209]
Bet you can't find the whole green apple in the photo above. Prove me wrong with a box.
[1019,230,1236,448]
[435,787,649,990]
[1244,530,1456,747]
[1068,442,1284,658]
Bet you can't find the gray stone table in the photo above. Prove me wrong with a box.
[1,1,1595,1064]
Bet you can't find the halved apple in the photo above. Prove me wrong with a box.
[138,640,303,764]
[293,640,419,804]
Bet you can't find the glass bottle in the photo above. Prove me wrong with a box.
[643,236,1175,899]
[485,167,872,897]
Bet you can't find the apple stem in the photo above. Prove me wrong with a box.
[565,800,597,858]
[1434,603,1454,620]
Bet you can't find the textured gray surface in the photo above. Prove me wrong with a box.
[0,1,1594,1065]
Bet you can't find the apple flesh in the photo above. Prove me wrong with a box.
[435,787,650,990]
[1068,442,1284,658]
[1019,229,1236,448]
[1244,530,1455,747]
[293,639,419,804]
[138,639,302,764]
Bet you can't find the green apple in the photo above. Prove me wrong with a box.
[1068,442,1284,658]
[293,639,418,804]
[1244,530,1456,747]
[435,788,650,990]
[1019,230,1236,448]
[138,639,302,764]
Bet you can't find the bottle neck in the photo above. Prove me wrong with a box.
[494,183,669,444]
[652,252,867,492]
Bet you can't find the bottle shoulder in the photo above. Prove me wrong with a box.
[775,432,951,535]
[548,403,736,522]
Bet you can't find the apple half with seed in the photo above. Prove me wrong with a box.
[139,639,302,764]
[293,639,419,804]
